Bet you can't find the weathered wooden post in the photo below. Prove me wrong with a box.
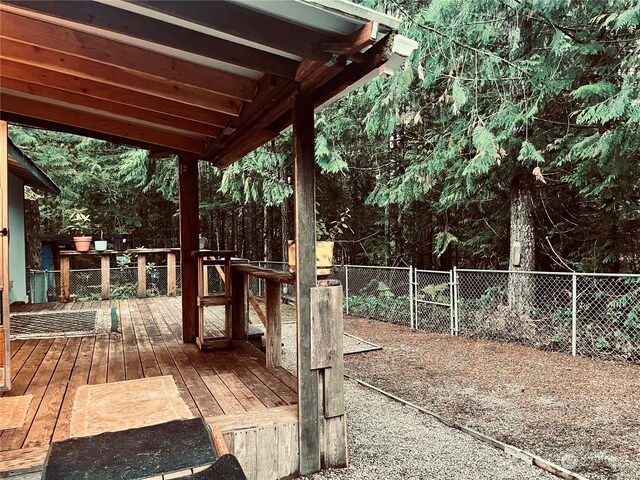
[178,153,199,343]
[60,255,70,303]
[311,280,347,468]
[231,269,248,341]
[293,93,321,475]
[167,251,176,297]
[100,253,110,300]
[265,279,282,368]
[137,253,146,298]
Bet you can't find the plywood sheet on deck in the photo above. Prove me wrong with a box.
[70,375,193,437]
[0,395,33,430]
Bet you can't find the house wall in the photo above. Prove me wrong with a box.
[8,173,27,303]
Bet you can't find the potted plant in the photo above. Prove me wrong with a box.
[63,208,93,252]
[95,229,108,252]
[288,209,350,278]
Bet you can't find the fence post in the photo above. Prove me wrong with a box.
[409,266,414,329]
[344,265,349,315]
[167,251,176,296]
[60,256,70,303]
[137,253,147,298]
[449,269,454,336]
[572,272,577,356]
[453,267,459,336]
[100,253,110,300]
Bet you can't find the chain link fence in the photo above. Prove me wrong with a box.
[27,262,640,362]
[342,265,412,326]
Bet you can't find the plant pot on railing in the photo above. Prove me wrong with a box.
[288,240,334,278]
[95,239,108,251]
[73,235,93,252]
[113,233,129,251]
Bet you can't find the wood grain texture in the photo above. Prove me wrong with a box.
[100,254,110,300]
[178,154,199,343]
[265,280,282,368]
[2,299,299,478]
[293,93,321,475]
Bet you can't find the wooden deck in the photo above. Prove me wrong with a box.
[0,296,298,476]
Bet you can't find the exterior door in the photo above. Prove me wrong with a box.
[0,120,10,391]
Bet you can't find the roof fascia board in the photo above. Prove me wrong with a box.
[6,137,60,194]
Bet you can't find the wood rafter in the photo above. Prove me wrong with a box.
[3,1,300,79]
[0,38,243,115]
[0,59,236,125]
[0,79,223,136]
[0,94,206,153]
[0,10,257,102]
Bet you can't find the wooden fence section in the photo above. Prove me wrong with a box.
[59,249,178,302]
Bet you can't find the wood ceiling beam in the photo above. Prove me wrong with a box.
[3,1,300,80]
[1,94,206,153]
[0,38,243,116]
[1,112,160,151]
[130,0,338,62]
[0,10,257,102]
[0,59,235,126]
[0,81,221,138]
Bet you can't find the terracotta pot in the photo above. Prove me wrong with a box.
[73,235,93,252]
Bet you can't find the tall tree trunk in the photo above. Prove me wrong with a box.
[264,205,273,261]
[24,198,42,269]
[508,173,535,315]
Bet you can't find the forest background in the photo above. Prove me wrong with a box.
[9,0,640,273]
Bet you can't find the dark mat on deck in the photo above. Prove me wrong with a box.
[184,455,248,480]
[42,418,217,480]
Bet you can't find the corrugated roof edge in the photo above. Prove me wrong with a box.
[301,0,402,31]
[7,137,61,194]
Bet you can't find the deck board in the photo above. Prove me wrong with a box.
[1,297,298,475]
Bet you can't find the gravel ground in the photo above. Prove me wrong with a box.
[279,322,557,480]
[343,317,640,480]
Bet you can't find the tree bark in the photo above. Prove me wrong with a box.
[24,198,42,269]
[508,174,535,315]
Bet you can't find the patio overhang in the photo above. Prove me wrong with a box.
[0,0,417,167]
[0,2,418,477]
[7,138,60,194]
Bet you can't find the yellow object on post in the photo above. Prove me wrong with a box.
[288,240,334,278]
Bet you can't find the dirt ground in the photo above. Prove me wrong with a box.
[342,317,640,480]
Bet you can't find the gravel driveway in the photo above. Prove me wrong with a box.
[280,324,557,480]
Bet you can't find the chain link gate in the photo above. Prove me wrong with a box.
[413,269,454,334]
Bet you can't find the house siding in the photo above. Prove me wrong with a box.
[8,173,27,304]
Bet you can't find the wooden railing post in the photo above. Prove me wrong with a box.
[231,270,248,341]
[100,253,110,300]
[60,256,70,303]
[311,280,347,469]
[265,280,282,368]
[137,253,146,298]
[167,251,176,297]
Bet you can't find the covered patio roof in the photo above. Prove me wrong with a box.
[0,0,416,167]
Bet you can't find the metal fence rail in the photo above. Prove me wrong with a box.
[27,263,640,362]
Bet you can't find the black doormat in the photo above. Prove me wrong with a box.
[42,418,217,480]
[10,309,116,338]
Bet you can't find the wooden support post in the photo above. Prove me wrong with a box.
[197,256,205,345]
[179,153,199,343]
[60,256,70,303]
[293,93,321,475]
[265,280,282,368]
[231,270,248,341]
[137,253,147,298]
[167,251,176,297]
[100,254,110,300]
